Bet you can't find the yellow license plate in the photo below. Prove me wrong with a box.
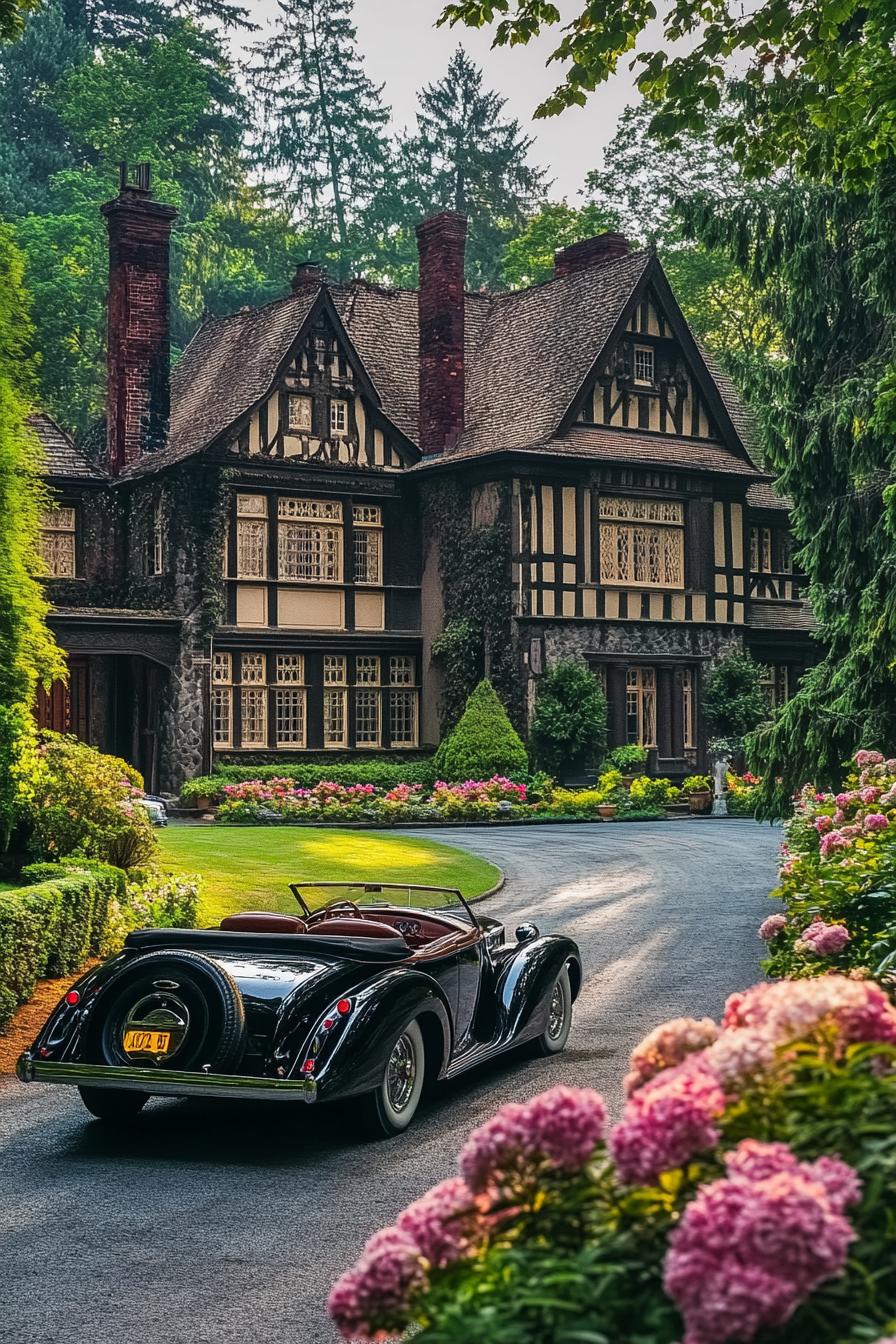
[122,1029,172,1055]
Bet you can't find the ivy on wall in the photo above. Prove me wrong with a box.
[423,477,522,733]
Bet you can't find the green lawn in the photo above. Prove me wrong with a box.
[157,825,500,926]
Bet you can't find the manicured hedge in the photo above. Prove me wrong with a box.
[0,859,200,1032]
[184,757,439,801]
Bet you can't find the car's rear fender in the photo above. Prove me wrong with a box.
[24,950,135,1064]
[491,935,581,1047]
[304,970,452,1102]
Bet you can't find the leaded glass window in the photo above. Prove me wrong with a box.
[278,523,342,581]
[626,667,657,746]
[389,690,418,746]
[275,688,306,747]
[598,497,684,588]
[40,506,76,578]
[355,689,381,747]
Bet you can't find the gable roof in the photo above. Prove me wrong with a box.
[30,413,106,481]
[123,288,319,477]
[456,250,652,457]
[127,243,769,488]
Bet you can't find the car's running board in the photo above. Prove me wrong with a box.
[16,1054,317,1103]
[443,1034,531,1080]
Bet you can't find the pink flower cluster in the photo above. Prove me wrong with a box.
[460,1086,606,1192]
[430,776,527,805]
[221,778,376,808]
[328,1227,426,1343]
[612,976,896,1185]
[664,1140,860,1344]
[610,1056,727,1185]
[328,1087,605,1340]
[789,750,896,866]
[623,1016,719,1096]
[758,913,787,941]
[722,974,896,1050]
[798,919,851,957]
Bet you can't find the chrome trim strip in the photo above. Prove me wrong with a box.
[17,1054,317,1103]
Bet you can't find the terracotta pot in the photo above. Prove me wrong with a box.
[597,804,617,819]
[688,791,712,815]
[189,794,211,811]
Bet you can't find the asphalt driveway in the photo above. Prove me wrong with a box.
[0,819,781,1344]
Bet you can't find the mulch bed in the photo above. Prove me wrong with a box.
[0,965,96,1075]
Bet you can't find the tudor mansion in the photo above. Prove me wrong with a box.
[32,166,813,791]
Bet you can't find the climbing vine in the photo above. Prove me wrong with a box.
[423,477,521,733]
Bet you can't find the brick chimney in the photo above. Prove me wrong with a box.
[416,211,467,456]
[291,260,325,294]
[554,232,629,278]
[101,163,177,475]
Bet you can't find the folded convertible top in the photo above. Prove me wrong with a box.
[125,927,410,961]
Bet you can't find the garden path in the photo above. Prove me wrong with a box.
[0,819,780,1344]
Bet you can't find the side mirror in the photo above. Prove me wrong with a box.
[515,923,539,944]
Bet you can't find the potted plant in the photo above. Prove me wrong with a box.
[606,744,649,785]
[596,802,617,819]
[180,775,219,813]
[681,774,713,814]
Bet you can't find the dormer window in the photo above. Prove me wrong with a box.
[288,395,312,432]
[634,345,655,385]
[330,399,348,436]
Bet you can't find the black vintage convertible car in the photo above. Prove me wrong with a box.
[18,882,582,1137]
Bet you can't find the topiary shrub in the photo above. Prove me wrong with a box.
[530,661,608,775]
[702,651,768,743]
[434,680,528,783]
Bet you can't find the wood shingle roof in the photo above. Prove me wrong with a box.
[29,413,106,481]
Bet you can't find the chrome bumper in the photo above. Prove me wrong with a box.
[16,1053,317,1103]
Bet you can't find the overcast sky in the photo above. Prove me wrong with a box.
[238,0,640,198]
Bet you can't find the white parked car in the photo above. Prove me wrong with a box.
[134,797,168,827]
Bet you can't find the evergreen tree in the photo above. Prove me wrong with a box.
[682,172,896,810]
[399,47,548,289]
[0,1,85,217]
[250,0,393,280]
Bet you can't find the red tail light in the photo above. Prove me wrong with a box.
[301,1059,315,1073]
[65,990,80,1006]
[336,998,352,1016]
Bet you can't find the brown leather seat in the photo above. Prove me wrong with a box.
[220,912,307,934]
[305,917,403,940]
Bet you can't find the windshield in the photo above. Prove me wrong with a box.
[289,881,476,927]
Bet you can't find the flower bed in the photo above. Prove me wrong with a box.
[759,750,896,982]
[209,770,677,825]
[329,974,896,1343]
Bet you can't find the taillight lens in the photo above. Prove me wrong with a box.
[301,1059,315,1073]
[336,998,352,1016]
[65,990,80,1006]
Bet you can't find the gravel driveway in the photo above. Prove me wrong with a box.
[0,819,780,1344]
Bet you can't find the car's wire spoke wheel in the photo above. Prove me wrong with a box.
[532,967,573,1057]
[386,1032,417,1114]
[547,982,566,1041]
[362,1017,426,1138]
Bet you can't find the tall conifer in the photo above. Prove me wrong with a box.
[399,47,548,289]
[250,0,393,280]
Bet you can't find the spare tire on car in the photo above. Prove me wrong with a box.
[82,949,247,1077]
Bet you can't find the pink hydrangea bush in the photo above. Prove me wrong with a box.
[610,975,896,1184]
[762,749,896,983]
[330,978,896,1344]
[663,1141,860,1344]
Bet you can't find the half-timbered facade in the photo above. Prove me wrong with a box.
[33,168,814,790]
